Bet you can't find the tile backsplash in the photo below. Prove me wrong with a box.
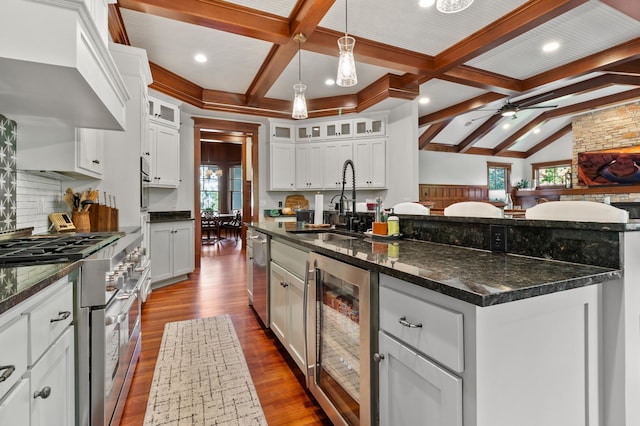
[0,114,17,232]
[16,171,64,234]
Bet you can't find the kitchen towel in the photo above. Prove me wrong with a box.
[314,193,323,225]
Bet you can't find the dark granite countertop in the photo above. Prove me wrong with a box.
[249,221,621,307]
[0,262,80,315]
[149,211,193,223]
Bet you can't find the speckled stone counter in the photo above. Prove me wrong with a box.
[149,210,192,223]
[248,221,620,307]
[0,262,80,315]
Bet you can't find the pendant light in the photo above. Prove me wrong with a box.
[292,33,308,120]
[336,0,357,87]
[436,0,474,13]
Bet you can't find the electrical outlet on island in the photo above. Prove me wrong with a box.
[490,225,507,252]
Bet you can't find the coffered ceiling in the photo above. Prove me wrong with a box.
[108,0,640,157]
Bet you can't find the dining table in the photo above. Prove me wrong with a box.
[202,213,235,242]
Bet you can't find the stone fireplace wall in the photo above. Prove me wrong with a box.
[567,101,640,203]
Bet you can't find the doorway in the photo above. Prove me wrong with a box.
[193,118,260,265]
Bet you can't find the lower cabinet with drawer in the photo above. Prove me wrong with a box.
[377,273,601,426]
[269,238,309,373]
[0,276,75,426]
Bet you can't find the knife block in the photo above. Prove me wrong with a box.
[71,211,90,233]
[89,204,111,232]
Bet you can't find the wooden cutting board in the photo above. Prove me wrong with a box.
[285,195,309,210]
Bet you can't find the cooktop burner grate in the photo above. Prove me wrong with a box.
[0,232,123,265]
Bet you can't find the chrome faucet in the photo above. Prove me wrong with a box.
[340,159,357,230]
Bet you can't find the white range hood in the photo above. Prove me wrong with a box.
[0,0,130,130]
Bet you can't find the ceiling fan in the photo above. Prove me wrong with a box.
[469,93,558,123]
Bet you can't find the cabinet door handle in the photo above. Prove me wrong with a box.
[92,159,100,164]
[0,365,15,382]
[34,386,52,399]
[50,311,71,323]
[280,281,288,288]
[398,316,422,328]
[373,353,385,363]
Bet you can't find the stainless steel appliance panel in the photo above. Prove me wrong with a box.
[248,229,269,327]
[306,252,376,426]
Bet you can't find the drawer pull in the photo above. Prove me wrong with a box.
[398,316,423,328]
[33,386,51,399]
[0,365,15,382]
[50,311,71,323]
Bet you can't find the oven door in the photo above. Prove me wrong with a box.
[91,288,141,426]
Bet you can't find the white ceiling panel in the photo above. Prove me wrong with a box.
[466,2,640,79]
[418,79,488,116]
[121,9,273,93]
[319,0,528,56]
[223,0,297,17]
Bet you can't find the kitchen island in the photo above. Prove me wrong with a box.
[249,216,638,426]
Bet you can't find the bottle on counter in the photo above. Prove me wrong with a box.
[387,216,399,236]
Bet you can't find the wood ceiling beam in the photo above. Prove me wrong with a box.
[149,62,205,108]
[525,124,572,157]
[418,120,450,150]
[604,59,640,76]
[458,115,503,153]
[305,28,435,75]
[599,0,640,21]
[419,92,505,126]
[108,4,129,45]
[440,66,522,94]
[200,132,247,143]
[245,0,335,105]
[118,0,291,44]
[523,37,640,90]
[434,0,588,72]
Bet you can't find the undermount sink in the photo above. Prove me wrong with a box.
[296,232,357,242]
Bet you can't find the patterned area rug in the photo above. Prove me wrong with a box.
[143,315,267,425]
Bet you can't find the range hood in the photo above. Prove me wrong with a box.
[0,0,129,130]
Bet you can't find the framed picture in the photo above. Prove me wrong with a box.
[577,146,640,186]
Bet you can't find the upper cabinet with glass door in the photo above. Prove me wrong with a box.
[270,122,295,142]
[149,96,180,129]
[324,119,353,139]
[296,123,322,141]
[354,117,386,137]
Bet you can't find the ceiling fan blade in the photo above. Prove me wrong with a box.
[517,92,556,108]
[470,112,497,122]
[521,105,558,109]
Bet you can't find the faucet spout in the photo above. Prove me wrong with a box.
[339,159,357,221]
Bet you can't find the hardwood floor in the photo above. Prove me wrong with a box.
[120,238,331,425]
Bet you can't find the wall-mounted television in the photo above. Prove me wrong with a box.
[577,146,640,187]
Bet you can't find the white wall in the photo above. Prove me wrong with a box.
[384,101,419,206]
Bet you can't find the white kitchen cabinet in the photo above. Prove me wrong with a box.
[0,276,75,426]
[149,123,180,188]
[17,120,105,179]
[323,141,353,189]
[270,239,309,373]
[270,143,296,191]
[150,220,195,284]
[148,96,180,129]
[379,273,601,426]
[353,138,386,188]
[378,332,462,426]
[354,117,386,137]
[296,123,322,141]
[270,122,295,142]
[28,327,75,426]
[295,144,324,190]
[324,119,353,139]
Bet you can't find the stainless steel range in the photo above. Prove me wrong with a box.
[0,229,148,426]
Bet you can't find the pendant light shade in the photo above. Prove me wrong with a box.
[336,35,357,87]
[336,0,357,87]
[436,0,473,13]
[292,33,308,120]
[292,83,308,119]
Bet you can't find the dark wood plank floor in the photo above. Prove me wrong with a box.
[120,238,331,425]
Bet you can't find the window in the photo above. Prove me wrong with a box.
[229,165,242,211]
[200,165,220,212]
[532,160,571,188]
[487,162,512,201]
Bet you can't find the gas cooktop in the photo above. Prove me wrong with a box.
[0,232,123,265]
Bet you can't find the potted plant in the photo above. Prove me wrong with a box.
[514,179,530,190]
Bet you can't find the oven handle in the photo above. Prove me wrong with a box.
[105,291,139,326]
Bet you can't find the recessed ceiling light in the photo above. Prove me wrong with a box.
[502,123,511,130]
[419,0,435,7]
[325,78,335,86]
[419,97,430,104]
[533,128,541,134]
[194,53,207,63]
[542,41,560,53]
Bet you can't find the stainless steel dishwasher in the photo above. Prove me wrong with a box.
[248,228,270,327]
